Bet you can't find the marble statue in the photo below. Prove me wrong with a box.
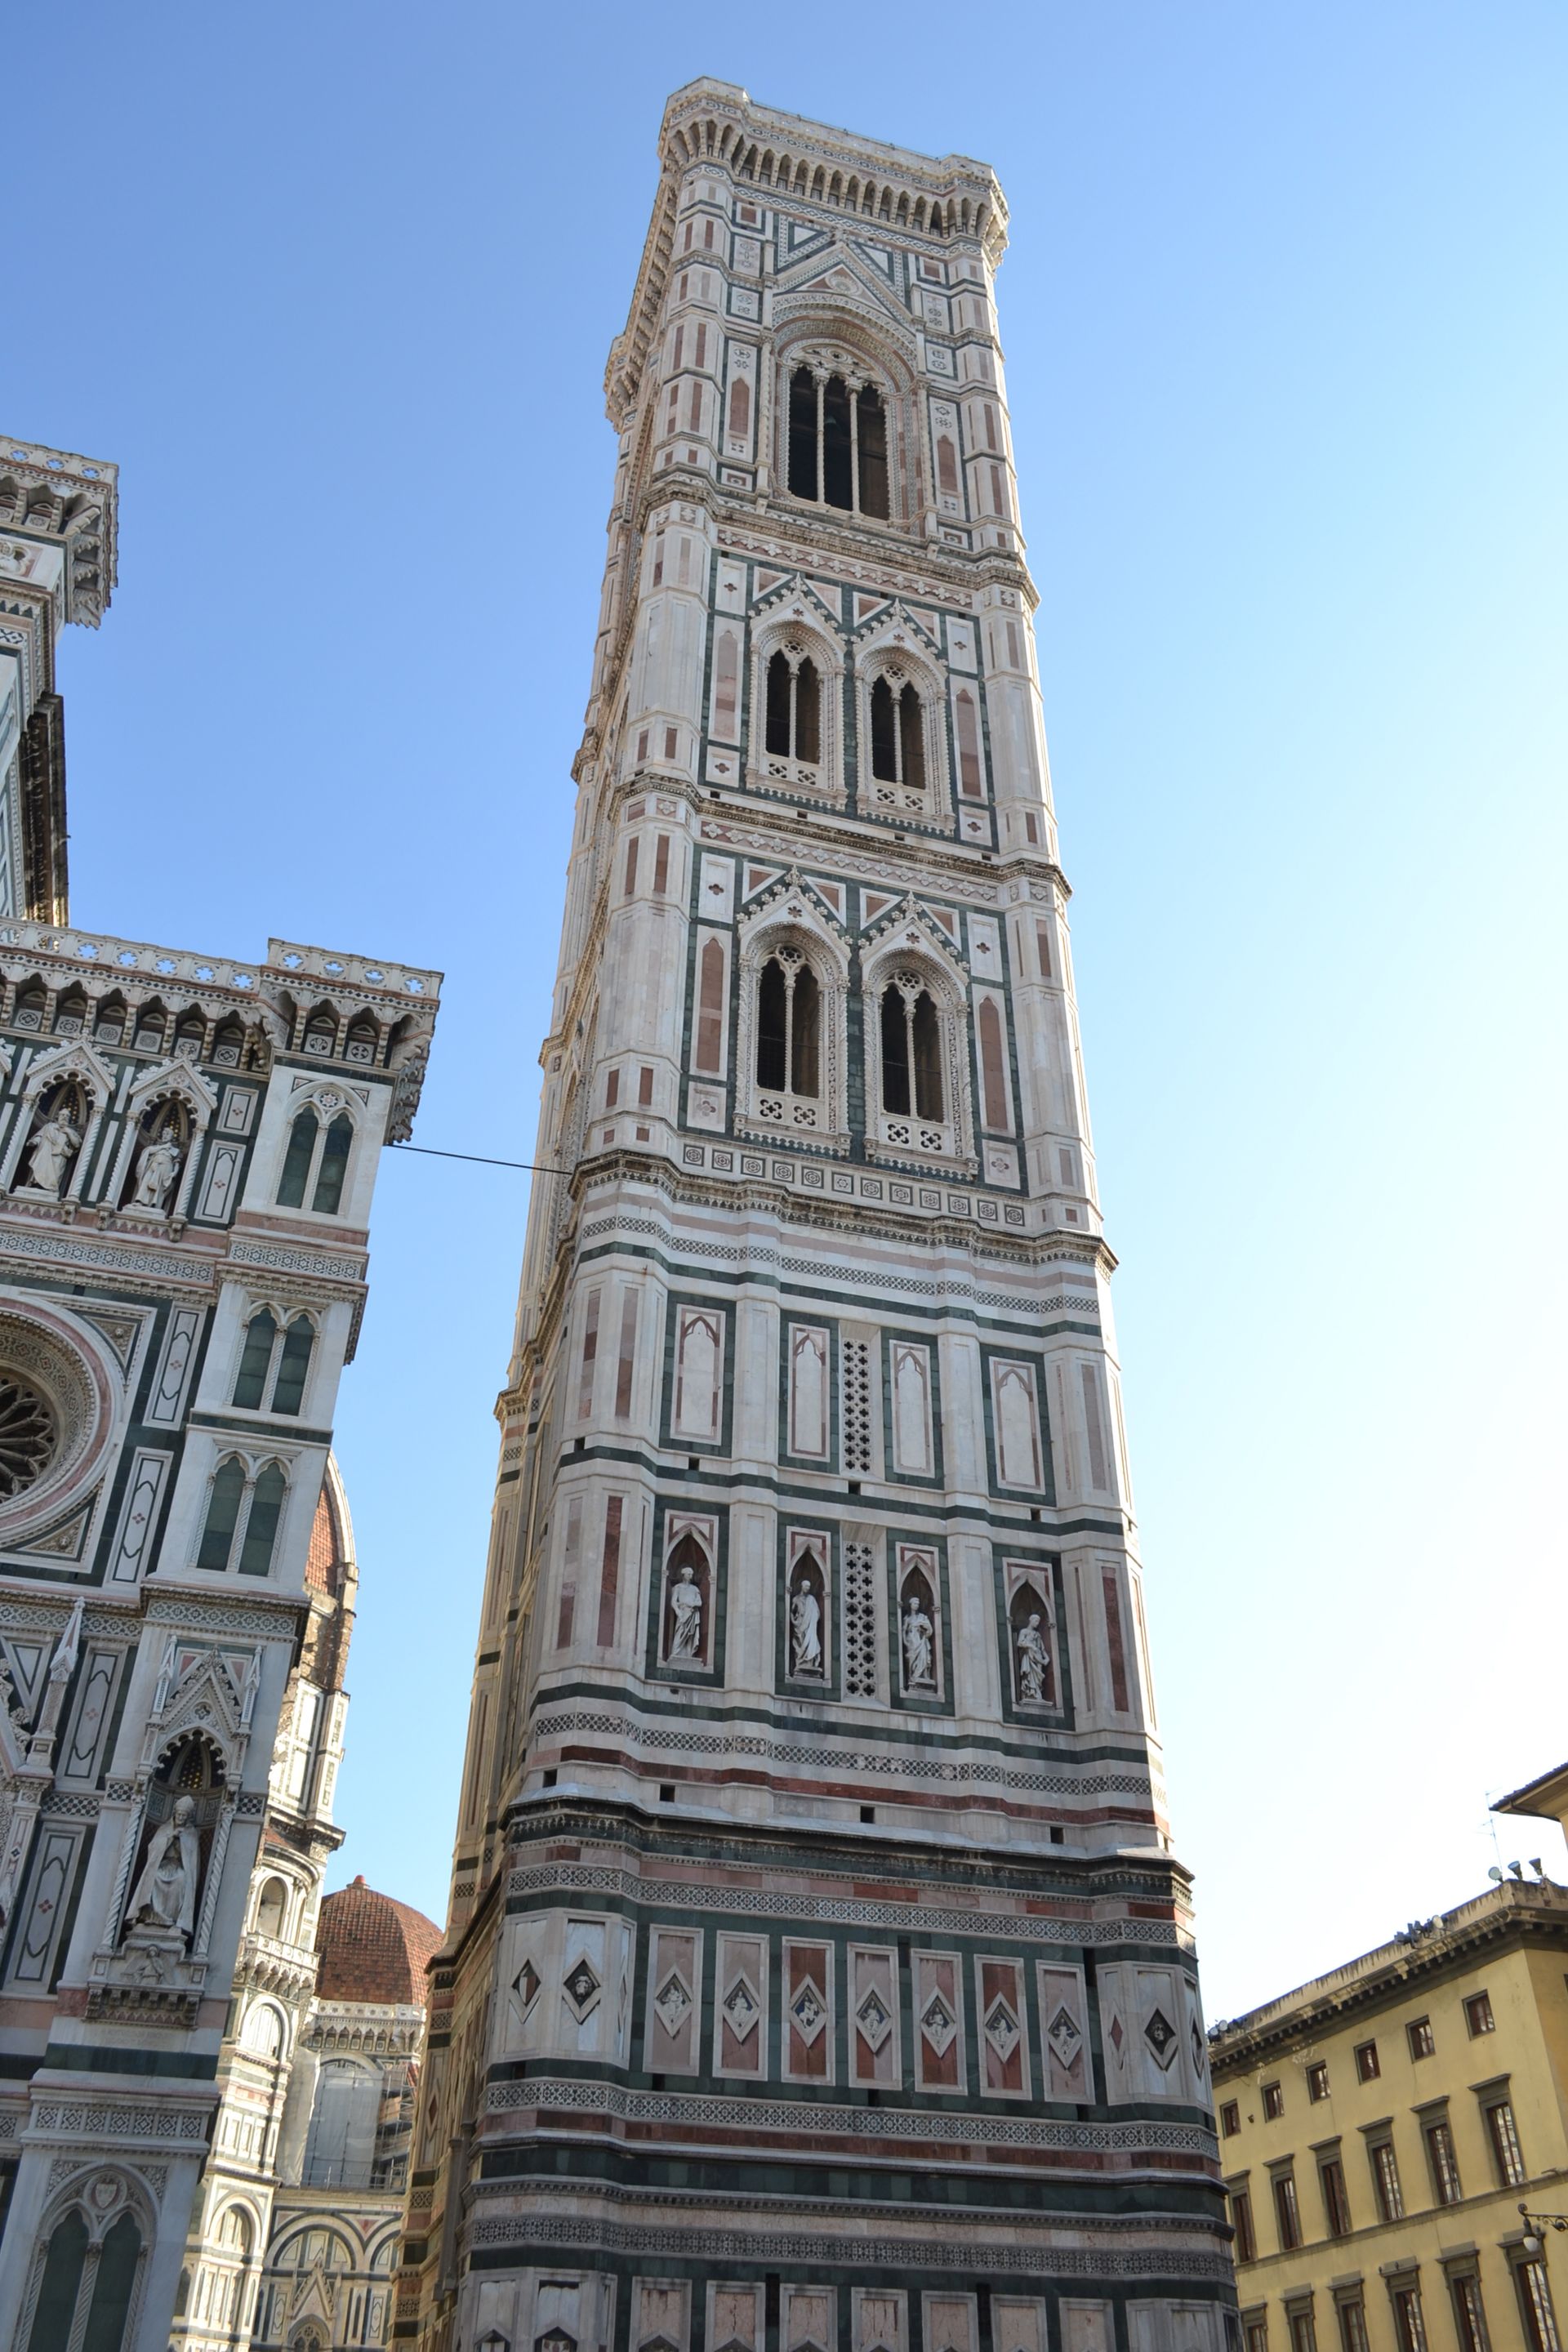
[1016,1612,1050,1703]
[24,1109,80,1196]
[790,1576,822,1676]
[127,1793,200,1944]
[668,1559,703,1659]
[131,1133,183,1209]
[902,1592,934,1689]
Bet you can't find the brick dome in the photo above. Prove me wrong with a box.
[315,1874,442,2007]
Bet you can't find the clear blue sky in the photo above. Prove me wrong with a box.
[7,3,1565,2020]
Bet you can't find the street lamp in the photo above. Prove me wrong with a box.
[1519,2204,1568,2259]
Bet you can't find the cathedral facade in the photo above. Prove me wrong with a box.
[403,83,1230,2352]
[0,436,440,2352]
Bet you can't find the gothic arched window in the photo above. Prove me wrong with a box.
[197,1459,247,1570]
[240,1464,287,1576]
[234,1310,314,1415]
[277,1111,318,1207]
[197,1457,287,1577]
[277,1107,354,1215]
[756,949,820,1099]
[870,676,926,793]
[764,651,821,765]
[880,978,944,1121]
[787,367,891,519]
[256,1875,288,1939]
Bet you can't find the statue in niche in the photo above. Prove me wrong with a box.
[902,1589,935,1690]
[668,1557,704,1660]
[24,1107,81,1196]
[789,1568,823,1677]
[126,1793,201,1945]
[131,1132,183,1210]
[1016,1611,1051,1704]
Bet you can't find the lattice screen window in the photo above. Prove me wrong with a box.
[844,1541,877,1699]
[842,1340,872,1472]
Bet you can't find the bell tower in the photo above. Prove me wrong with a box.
[404,82,1232,2352]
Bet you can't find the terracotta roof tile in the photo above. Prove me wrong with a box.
[315,1874,441,2006]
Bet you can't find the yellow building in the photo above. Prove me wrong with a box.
[1209,1842,1568,2352]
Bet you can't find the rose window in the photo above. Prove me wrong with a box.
[0,1373,58,1498]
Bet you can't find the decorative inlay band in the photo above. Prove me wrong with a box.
[229,1241,366,1282]
[0,1226,199,1283]
[487,2074,1212,2155]
[464,2205,1230,2283]
[534,1707,1152,1800]
[505,1861,1183,1949]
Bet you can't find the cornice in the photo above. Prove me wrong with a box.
[626,474,1040,614]
[608,86,1008,427]
[560,1146,1113,1272]
[0,436,119,629]
[1209,1882,1568,2075]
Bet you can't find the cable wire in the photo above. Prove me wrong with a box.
[387,1142,569,1175]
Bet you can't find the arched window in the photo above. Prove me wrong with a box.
[880,978,944,1120]
[239,1464,287,1576]
[33,2207,143,2351]
[728,376,751,439]
[936,434,959,496]
[235,1310,314,1414]
[197,1458,287,1577]
[54,986,88,1036]
[277,1107,354,1214]
[312,1113,352,1214]
[88,2211,142,2346]
[255,1876,288,1940]
[175,1006,206,1058]
[277,1111,318,1207]
[26,2207,87,2352]
[763,651,821,765]
[233,1310,278,1408]
[756,949,820,1099]
[271,1316,314,1413]
[219,2204,254,2254]
[786,368,890,519]
[870,676,926,791]
[197,1460,247,1571]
